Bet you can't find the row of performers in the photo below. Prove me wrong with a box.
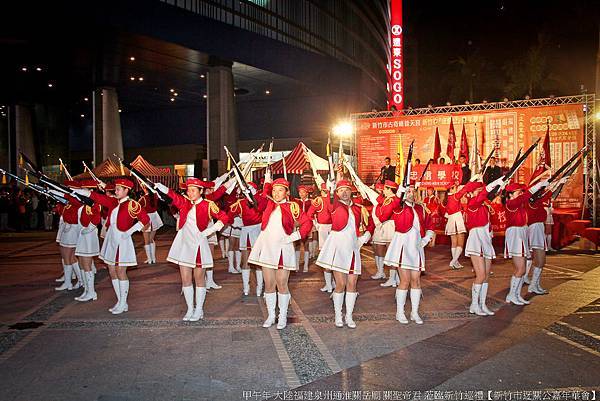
[51,170,554,329]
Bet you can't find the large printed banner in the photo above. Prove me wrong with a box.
[410,164,462,188]
[356,104,585,208]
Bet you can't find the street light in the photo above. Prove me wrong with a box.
[332,121,353,138]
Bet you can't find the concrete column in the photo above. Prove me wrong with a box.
[206,61,238,179]
[15,105,36,176]
[101,87,123,162]
[92,89,103,166]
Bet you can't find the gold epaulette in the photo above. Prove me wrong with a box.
[208,200,221,215]
[128,200,142,219]
[85,205,93,215]
[230,199,242,214]
[289,201,300,220]
[360,205,370,227]
[383,197,393,207]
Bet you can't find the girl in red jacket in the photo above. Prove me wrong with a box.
[248,175,313,330]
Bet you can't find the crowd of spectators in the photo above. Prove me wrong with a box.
[0,185,57,232]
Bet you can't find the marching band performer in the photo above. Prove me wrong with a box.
[72,180,102,302]
[53,201,69,283]
[99,182,116,239]
[444,183,469,270]
[308,183,334,292]
[139,186,163,264]
[75,178,150,315]
[294,185,313,272]
[503,182,534,305]
[316,180,374,328]
[248,175,313,329]
[371,182,395,283]
[228,182,265,296]
[463,178,503,315]
[54,180,84,292]
[525,186,552,295]
[154,178,230,321]
[378,183,434,325]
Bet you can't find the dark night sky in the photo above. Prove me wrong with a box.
[404,0,599,107]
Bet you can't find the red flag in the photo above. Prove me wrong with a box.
[460,124,469,163]
[433,127,441,161]
[446,117,456,162]
[529,124,551,183]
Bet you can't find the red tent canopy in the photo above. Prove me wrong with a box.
[261,142,328,175]
[130,155,171,175]
[73,159,129,180]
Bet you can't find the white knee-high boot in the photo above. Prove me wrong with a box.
[241,269,250,295]
[480,282,494,315]
[524,259,532,284]
[469,284,486,315]
[227,251,237,273]
[295,250,300,270]
[276,292,291,330]
[303,251,310,272]
[190,287,206,321]
[150,242,157,263]
[182,286,194,321]
[515,277,530,304]
[410,289,423,324]
[381,269,397,287]
[506,276,525,305]
[255,269,263,297]
[112,280,129,314]
[144,244,152,264]
[206,269,222,289]
[218,239,226,259]
[345,292,358,329]
[395,289,408,323]
[80,271,97,301]
[320,271,333,292]
[55,263,73,291]
[74,269,88,301]
[234,251,242,273]
[371,257,385,279]
[263,292,276,327]
[528,267,547,294]
[332,292,344,327]
[71,262,83,289]
[109,279,120,312]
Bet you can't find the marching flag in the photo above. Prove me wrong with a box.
[446,117,456,162]
[529,122,551,183]
[470,124,482,174]
[395,136,404,184]
[460,123,469,163]
[433,127,441,162]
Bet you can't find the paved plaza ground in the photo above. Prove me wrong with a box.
[1,229,599,401]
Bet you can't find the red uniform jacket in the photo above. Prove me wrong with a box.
[139,193,159,213]
[89,192,150,231]
[61,195,82,225]
[167,189,230,231]
[228,195,267,226]
[205,185,227,202]
[293,197,312,214]
[505,192,530,228]
[307,195,333,224]
[526,191,551,224]
[260,183,313,238]
[329,199,375,236]
[465,189,491,230]
[444,186,469,215]
[377,197,433,237]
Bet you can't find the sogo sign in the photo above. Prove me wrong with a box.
[389,0,403,110]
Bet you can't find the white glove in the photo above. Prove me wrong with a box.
[73,188,91,197]
[248,185,257,195]
[154,182,169,194]
[485,177,504,192]
[264,170,272,184]
[558,177,568,185]
[286,230,301,243]
[200,221,224,237]
[470,173,482,182]
[213,172,229,190]
[355,232,371,248]
[122,221,144,239]
[396,186,407,197]
[420,230,434,248]
[225,178,238,195]
[326,179,336,193]
[528,179,549,194]
[415,182,422,189]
